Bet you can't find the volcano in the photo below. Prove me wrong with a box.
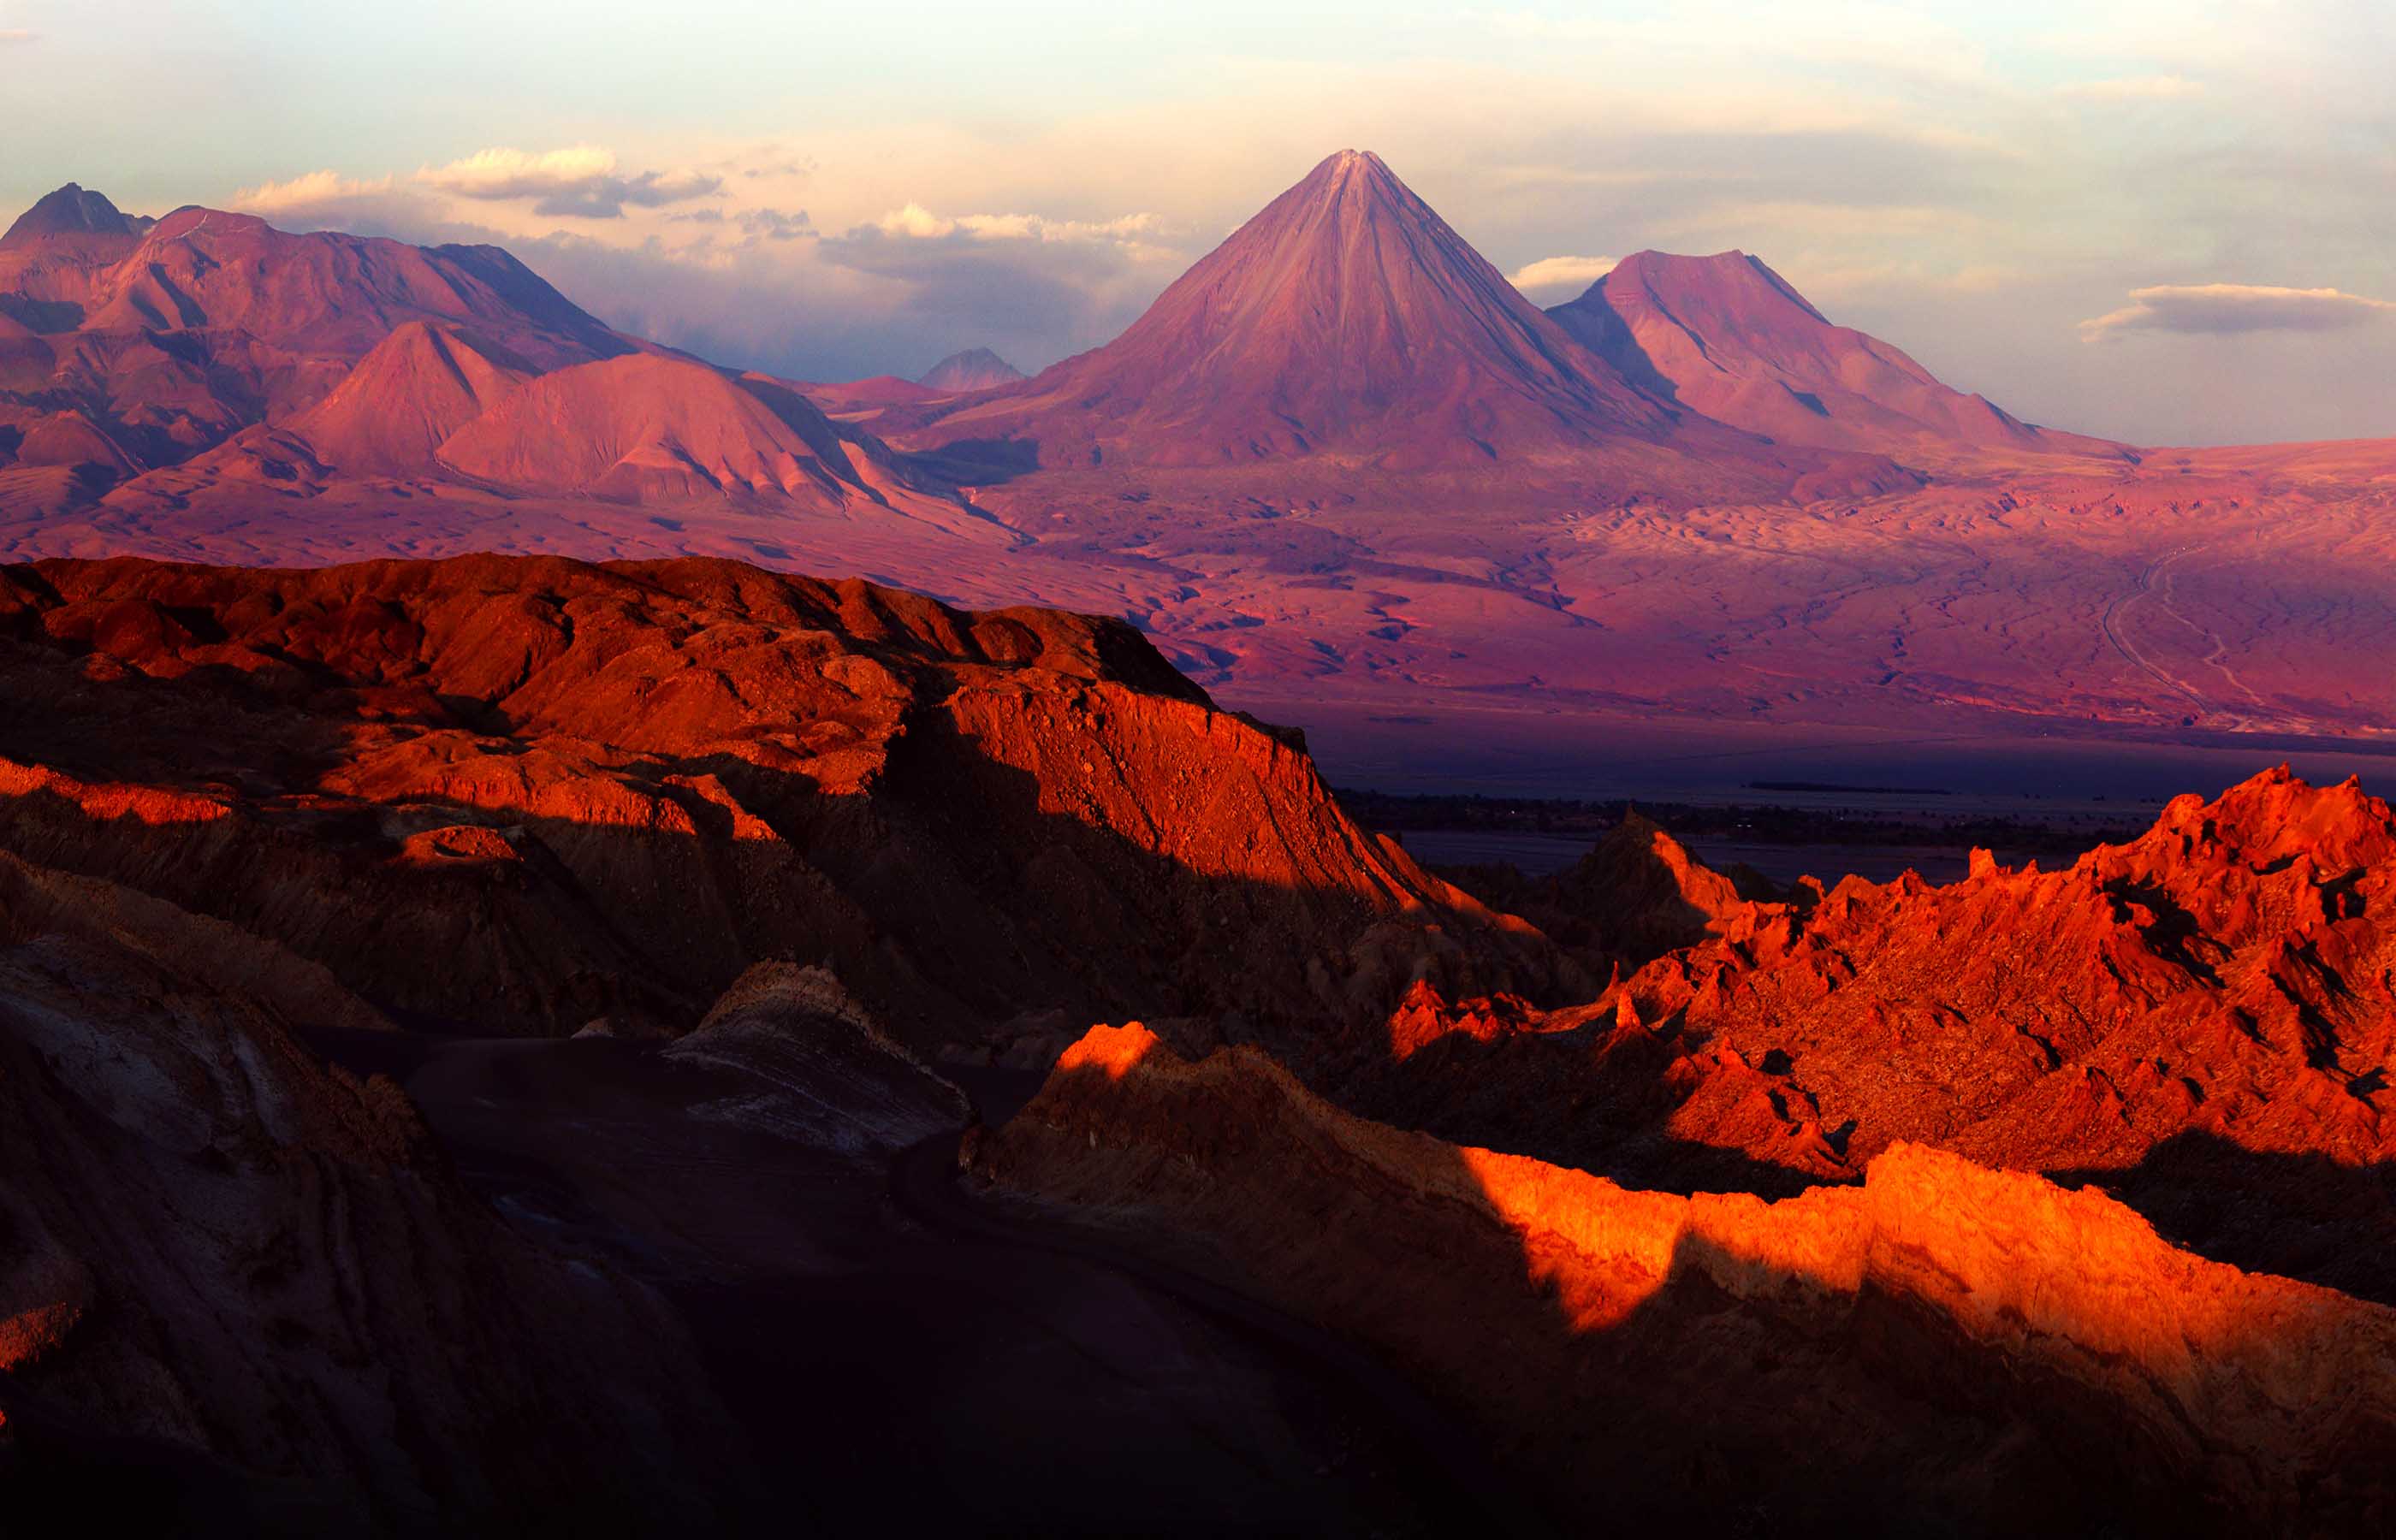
[1548,250,2129,465]
[904,150,1680,470]
[918,347,1026,393]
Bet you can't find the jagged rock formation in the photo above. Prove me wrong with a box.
[0,873,738,1531]
[1374,767,2396,1302]
[1436,809,1782,977]
[975,1023,2396,1534]
[0,553,1568,1046]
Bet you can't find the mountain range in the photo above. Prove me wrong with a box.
[6,149,2396,1531]
[0,153,2390,783]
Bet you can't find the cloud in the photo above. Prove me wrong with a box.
[0,28,34,43]
[234,170,396,215]
[2054,74,2203,102]
[875,202,952,239]
[735,208,813,240]
[1509,254,1616,297]
[673,207,815,243]
[868,203,1162,245]
[417,145,721,218]
[508,222,1170,386]
[2080,283,2396,340]
[225,169,442,234]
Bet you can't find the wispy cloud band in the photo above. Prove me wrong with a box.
[2081,283,2396,340]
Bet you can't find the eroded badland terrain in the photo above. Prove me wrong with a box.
[2,153,2393,1532]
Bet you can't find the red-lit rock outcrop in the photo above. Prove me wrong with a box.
[974,1024,2396,1534]
[1372,767,2396,1300]
[0,553,1568,1045]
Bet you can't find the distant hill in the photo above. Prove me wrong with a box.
[918,347,1026,393]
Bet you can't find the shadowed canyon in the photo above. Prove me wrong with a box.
[2,135,2393,1534]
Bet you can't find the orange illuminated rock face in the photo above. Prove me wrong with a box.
[976,1024,2396,1532]
[0,553,1569,1043]
[1362,767,2396,1301]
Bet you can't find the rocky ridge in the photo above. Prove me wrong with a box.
[975,1022,2396,1533]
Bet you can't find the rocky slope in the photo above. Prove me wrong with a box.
[1547,249,2131,467]
[887,150,1693,472]
[431,353,958,517]
[0,188,626,478]
[282,321,538,478]
[975,1023,2396,1534]
[0,185,961,534]
[1369,767,2396,1301]
[0,553,1567,1046]
[1434,809,1783,977]
[7,174,2391,770]
[0,865,738,1531]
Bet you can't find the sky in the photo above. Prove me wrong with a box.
[4,0,2391,446]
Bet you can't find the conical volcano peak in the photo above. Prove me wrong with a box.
[904,146,1676,470]
[1284,146,1420,220]
[1317,147,1390,180]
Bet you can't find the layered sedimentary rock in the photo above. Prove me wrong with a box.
[661,962,971,1150]
[0,872,737,1531]
[975,1024,2396,1534]
[1378,767,2396,1301]
[0,554,1565,1046]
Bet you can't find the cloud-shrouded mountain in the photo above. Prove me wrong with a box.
[1548,250,2130,465]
